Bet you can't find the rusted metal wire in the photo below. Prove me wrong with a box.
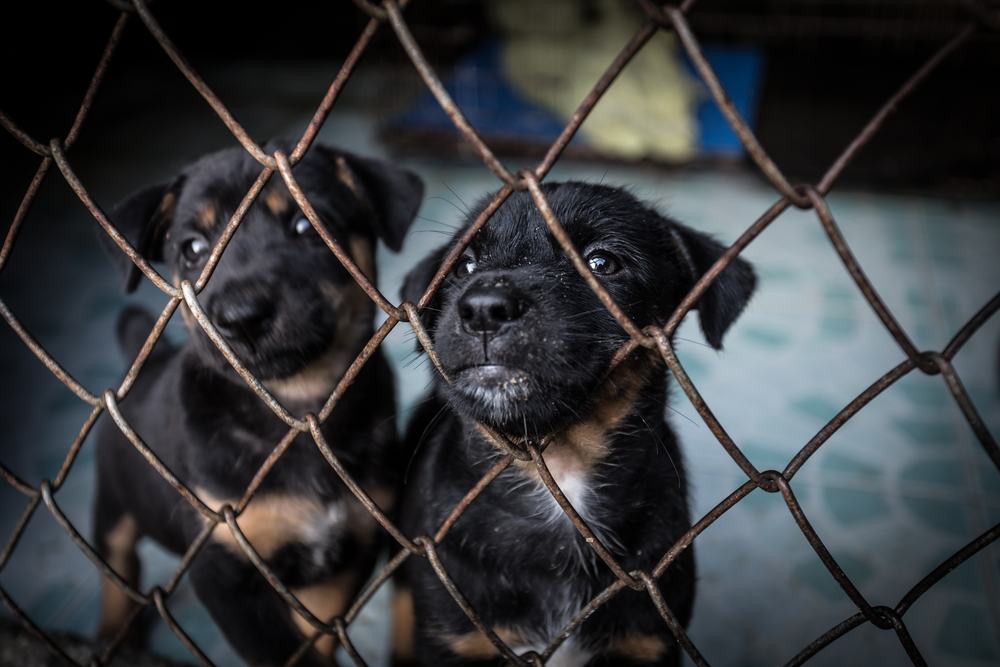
[0,585,79,667]
[50,139,181,299]
[784,359,916,479]
[638,571,709,667]
[41,481,150,607]
[221,506,338,637]
[1,1,999,666]
[194,169,275,293]
[275,151,397,316]
[522,170,652,347]
[807,187,935,372]
[153,586,217,667]
[0,298,102,406]
[180,281,307,430]
[131,0,274,169]
[383,0,519,187]
[308,414,418,553]
[527,442,643,591]
[0,158,52,272]
[655,330,768,487]
[534,20,658,179]
[103,389,221,523]
[419,537,532,667]
[766,473,890,630]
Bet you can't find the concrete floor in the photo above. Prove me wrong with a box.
[2,58,999,667]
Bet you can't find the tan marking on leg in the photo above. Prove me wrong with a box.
[289,571,358,657]
[97,514,141,638]
[608,634,669,663]
[264,188,291,217]
[195,203,217,231]
[445,627,524,659]
[197,489,336,559]
[391,585,416,663]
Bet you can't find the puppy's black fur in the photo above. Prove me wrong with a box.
[93,140,423,666]
[396,182,755,667]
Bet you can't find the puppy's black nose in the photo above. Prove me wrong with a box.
[458,283,523,334]
[211,294,275,342]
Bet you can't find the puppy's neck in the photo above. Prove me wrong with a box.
[263,337,364,409]
[500,350,663,478]
[264,267,376,410]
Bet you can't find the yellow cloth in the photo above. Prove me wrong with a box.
[491,0,702,162]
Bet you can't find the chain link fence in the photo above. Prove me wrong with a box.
[2,0,1000,666]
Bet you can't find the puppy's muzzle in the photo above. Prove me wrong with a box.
[458,279,526,339]
[208,286,276,345]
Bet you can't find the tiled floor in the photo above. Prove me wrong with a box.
[1,61,999,667]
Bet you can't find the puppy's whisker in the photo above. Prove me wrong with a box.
[674,335,714,349]
[403,401,450,486]
[664,402,700,428]
[410,225,461,235]
[441,183,472,216]
[612,379,680,487]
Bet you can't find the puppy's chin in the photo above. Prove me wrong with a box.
[444,364,582,436]
[193,335,331,382]
[244,353,319,381]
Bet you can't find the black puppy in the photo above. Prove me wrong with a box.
[93,139,423,666]
[396,182,755,666]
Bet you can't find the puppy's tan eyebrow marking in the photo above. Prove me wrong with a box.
[195,203,217,231]
[349,235,375,279]
[264,188,291,217]
[158,191,178,219]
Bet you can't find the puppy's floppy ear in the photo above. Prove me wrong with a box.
[102,176,185,294]
[669,223,755,350]
[336,151,424,252]
[401,244,449,348]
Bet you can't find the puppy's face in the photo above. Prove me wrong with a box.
[404,182,755,437]
[166,169,360,380]
[108,140,424,382]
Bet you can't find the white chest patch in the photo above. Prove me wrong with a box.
[510,635,593,667]
[538,466,591,527]
[553,464,589,505]
[510,450,625,569]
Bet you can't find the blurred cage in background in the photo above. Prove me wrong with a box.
[2,1,1000,667]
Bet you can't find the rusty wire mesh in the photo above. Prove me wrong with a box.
[2,0,1000,666]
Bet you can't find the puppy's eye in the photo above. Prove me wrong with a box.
[182,238,210,265]
[294,217,315,236]
[454,255,477,278]
[587,251,620,276]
